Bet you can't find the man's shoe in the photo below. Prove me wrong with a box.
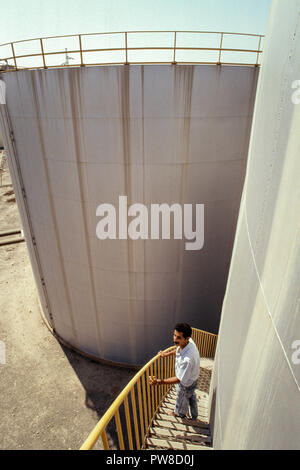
[183,415,199,423]
[167,410,186,418]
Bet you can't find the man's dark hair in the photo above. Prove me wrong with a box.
[174,322,192,339]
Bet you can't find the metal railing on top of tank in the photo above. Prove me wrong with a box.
[0,31,264,71]
[80,326,218,450]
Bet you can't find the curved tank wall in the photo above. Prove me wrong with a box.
[209,0,300,449]
[0,64,258,365]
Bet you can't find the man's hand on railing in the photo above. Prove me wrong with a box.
[158,348,176,358]
[158,350,168,358]
[149,375,180,386]
[149,375,165,386]
[149,375,158,386]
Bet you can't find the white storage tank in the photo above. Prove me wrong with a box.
[210,0,300,450]
[0,63,258,365]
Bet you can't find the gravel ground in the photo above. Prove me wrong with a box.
[0,156,136,450]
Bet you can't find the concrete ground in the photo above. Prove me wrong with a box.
[0,155,136,450]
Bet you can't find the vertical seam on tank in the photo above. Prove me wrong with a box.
[174,65,194,324]
[68,68,104,357]
[0,73,55,329]
[141,65,148,360]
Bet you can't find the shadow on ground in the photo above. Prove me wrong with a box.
[58,342,137,449]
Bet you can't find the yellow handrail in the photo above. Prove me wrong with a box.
[0,30,264,71]
[80,326,217,450]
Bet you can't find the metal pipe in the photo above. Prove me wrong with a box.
[0,236,25,247]
[0,229,22,237]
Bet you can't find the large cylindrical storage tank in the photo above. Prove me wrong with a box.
[209,0,300,449]
[0,64,258,365]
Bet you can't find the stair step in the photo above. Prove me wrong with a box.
[149,426,212,444]
[145,359,214,451]
[159,403,208,420]
[165,395,208,411]
[146,436,212,450]
[153,419,211,436]
[155,412,210,429]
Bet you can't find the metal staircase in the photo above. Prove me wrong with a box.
[145,358,214,450]
[80,330,217,450]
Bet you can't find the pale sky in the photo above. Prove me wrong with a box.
[1,0,272,42]
[0,0,273,67]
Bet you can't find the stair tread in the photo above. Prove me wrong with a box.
[146,436,212,451]
[159,404,208,420]
[145,357,214,451]
[153,418,211,435]
[155,412,210,428]
[150,426,212,443]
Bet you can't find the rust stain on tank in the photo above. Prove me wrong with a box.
[141,64,148,359]
[68,68,104,357]
[118,65,137,363]
[173,65,194,323]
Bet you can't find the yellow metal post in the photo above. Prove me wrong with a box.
[154,360,158,411]
[115,409,125,450]
[40,39,47,68]
[79,35,84,66]
[146,368,152,429]
[172,31,177,64]
[11,43,17,70]
[124,395,134,450]
[141,373,149,438]
[101,430,110,450]
[157,357,161,403]
[131,386,141,449]
[150,364,155,423]
[218,32,223,64]
[125,32,128,64]
[256,36,262,65]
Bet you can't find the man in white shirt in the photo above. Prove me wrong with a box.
[149,322,200,419]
